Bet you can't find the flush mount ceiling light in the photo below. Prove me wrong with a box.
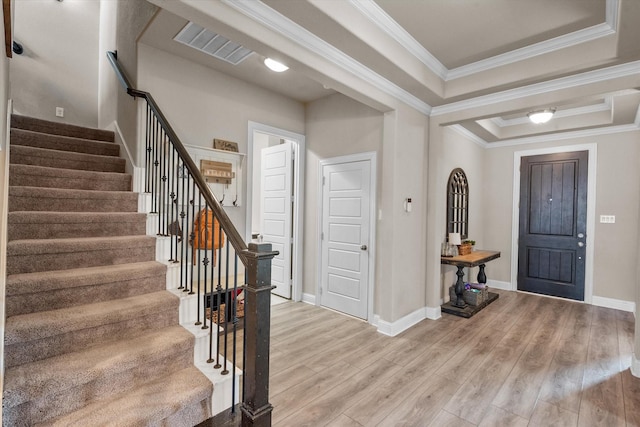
[527,108,556,124]
[264,58,289,72]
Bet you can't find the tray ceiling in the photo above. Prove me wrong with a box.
[142,0,640,146]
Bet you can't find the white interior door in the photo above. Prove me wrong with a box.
[261,142,293,299]
[320,160,371,319]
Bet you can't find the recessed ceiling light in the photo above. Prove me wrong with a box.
[527,108,556,124]
[264,58,289,72]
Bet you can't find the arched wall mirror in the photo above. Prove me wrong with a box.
[447,168,469,240]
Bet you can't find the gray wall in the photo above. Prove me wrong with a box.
[114,0,158,164]
[304,93,384,301]
[137,43,305,238]
[438,127,487,299]
[482,131,640,303]
[11,0,100,127]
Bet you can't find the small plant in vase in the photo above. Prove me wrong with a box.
[458,239,475,255]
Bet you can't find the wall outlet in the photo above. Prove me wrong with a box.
[600,215,615,224]
[55,107,64,117]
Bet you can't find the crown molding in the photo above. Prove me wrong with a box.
[449,125,488,148]
[453,101,640,149]
[223,0,432,114]
[485,121,640,149]
[447,23,615,81]
[353,0,618,81]
[490,96,613,127]
[431,61,640,117]
[348,0,448,79]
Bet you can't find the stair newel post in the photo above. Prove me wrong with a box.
[241,242,277,427]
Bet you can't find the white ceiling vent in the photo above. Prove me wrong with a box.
[174,22,253,65]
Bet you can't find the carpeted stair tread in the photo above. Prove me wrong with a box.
[11,114,114,142]
[3,326,198,421]
[10,144,126,173]
[6,235,156,275]
[5,261,167,316]
[4,115,214,426]
[37,366,212,427]
[8,211,146,240]
[8,186,138,213]
[9,164,131,192]
[4,290,177,344]
[3,291,179,367]
[10,128,119,157]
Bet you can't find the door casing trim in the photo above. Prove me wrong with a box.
[317,151,377,322]
[511,143,597,303]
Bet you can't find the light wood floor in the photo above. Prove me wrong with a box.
[263,289,639,427]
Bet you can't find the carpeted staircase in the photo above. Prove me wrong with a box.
[3,115,213,426]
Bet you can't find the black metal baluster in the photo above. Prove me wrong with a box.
[207,210,216,366]
[151,115,159,215]
[161,131,169,238]
[221,239,231,375]
[168,144,176,262]
[214,218,224,370]
[202,201,210,331]
[192,180,201,325]
[145,104,151,193]
[231,253,239,413]
[180,162,193,293]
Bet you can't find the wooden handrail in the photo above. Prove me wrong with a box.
[107,51,250,265]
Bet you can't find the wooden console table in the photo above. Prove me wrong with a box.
[441,250,500,318]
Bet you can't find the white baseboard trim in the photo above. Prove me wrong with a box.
[632,353,640,378]
[486,279,512,291]
[301,293,316,305]
[592,295,636,313]
[374,306,428,337]
[426,305,441,320]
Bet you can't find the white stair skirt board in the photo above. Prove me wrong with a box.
[591,295,636,313]
[180,312,242,416]
[146,213,158,236]
[153,216,241,417]
[167,278,242,416]
[374,306,429,337]
[139,192,152,214]
[632,353,640,378]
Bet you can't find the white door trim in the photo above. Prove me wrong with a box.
[317,151,377,322]
[247,121,305,302]
[511,143,597,304]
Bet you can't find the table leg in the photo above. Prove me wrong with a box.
[453,265,466,308]
[477,263,487,284]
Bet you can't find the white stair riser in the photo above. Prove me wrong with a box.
[147,198,244,418]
